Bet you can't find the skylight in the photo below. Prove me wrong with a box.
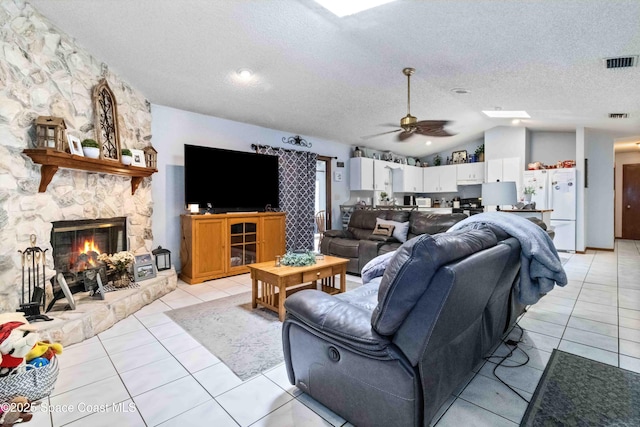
[482,110,531,118]
[314,0,398,17]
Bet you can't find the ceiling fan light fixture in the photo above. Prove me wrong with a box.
[314,0,398,17]
[482,110,530,118]
[236,68,253,80]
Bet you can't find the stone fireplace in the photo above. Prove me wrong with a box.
[0,1,177,346]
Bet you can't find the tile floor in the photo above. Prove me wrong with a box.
[26,240,640,426]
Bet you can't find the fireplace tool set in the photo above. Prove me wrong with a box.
[17,234,52,322]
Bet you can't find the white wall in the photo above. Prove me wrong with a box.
[615,151,640,237]
[530,131,576,166]
[484,126,530,170]
[150,104,352,269]
[584,129,615,250]
[575,128,586,252]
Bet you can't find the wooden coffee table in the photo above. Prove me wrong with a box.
[247,255,349,321]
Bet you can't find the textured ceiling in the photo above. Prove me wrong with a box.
[28,0,640,157]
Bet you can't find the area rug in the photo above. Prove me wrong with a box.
[166,280,361,381]
[166,292,282,380]
[520,349,640,426]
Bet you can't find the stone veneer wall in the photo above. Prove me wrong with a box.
[0,0,154,312]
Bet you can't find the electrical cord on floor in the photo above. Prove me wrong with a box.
[483,323,531,403]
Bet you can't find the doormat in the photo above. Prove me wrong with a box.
[520,349,640,426]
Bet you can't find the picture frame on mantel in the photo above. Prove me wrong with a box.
[130,149,146,167]
[67,134,83,156]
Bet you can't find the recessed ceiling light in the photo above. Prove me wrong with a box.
[450,88,471,94]
[314,0,397,17]
[512,119,521,125]
[482,110,530,118]
[425,140,432,146]
[237,68,253,79]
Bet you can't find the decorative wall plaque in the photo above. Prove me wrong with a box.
[92,79,121,161]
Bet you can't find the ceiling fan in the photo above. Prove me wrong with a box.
[362,67,454,141]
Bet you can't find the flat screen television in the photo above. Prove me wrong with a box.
[184,144,280,213]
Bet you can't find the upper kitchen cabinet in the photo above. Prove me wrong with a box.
[392,164,424,193]
[350,157,396,191]
[456,162,485,185]
[487,157,522,193]
[423,164,457,193]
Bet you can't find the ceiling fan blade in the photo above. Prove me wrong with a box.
[415,120,455,137]
[360,128,403,140]
[397,130,415,141]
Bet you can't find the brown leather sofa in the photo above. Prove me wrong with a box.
[320,209,468,274]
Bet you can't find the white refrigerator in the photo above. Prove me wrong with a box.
[523,170,550,209]
[548,168,577,252]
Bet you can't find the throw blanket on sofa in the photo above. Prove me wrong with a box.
[447,212,567,304]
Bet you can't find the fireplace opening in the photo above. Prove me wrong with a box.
[50,217,127,305]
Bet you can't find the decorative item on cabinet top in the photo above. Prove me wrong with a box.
[451,150,468,164]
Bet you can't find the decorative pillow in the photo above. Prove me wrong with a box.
[376,218,410,243]
[372,223,395,237]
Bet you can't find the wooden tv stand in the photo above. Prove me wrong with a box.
[179,212,286,284]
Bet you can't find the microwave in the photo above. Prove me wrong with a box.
[415,197,432,208]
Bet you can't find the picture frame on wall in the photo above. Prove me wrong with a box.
[130,149,146,167]
[67,134,84,156]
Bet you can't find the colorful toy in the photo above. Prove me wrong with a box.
[27,357,49,368]
[0,313,39,377]
[0,396,33,426]
[25,341,63,362]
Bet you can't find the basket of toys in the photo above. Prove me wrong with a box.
[0,356,59,404]
[0,313,62,405]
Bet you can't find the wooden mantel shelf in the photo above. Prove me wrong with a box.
[23,148,158,194]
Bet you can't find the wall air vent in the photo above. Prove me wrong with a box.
[604,56,637,69]
[609,113,629,119]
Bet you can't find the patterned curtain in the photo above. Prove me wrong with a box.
[256,146,317,251]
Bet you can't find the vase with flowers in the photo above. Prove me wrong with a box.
[98,251,135,287]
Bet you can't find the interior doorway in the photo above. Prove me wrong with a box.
[315,156,332,251]
[622,164,640,239]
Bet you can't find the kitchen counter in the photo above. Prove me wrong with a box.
[417,207,453,214]
[502,209,553,228]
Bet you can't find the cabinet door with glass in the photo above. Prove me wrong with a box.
[228,218,259,273]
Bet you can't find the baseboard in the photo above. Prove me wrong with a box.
[585,247,614,252]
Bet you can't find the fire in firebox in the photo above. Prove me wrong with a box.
[72,238,102,271]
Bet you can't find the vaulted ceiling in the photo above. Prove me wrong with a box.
[28,0,640,156]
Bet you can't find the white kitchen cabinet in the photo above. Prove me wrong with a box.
[487,157,521,186]
[456,162,485,184]
[350,157,374,190]
[486,157,522,210]
[373,159,393,191]
[392,165,424,193]
[349,157,395,191]
[422,165,457,193]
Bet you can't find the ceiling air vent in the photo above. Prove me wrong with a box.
[609,113,629,119]
[604,56,637,69]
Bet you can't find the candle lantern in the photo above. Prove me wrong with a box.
[152,246,172,271]
[144,146,158,169]
[35,116,67,151]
